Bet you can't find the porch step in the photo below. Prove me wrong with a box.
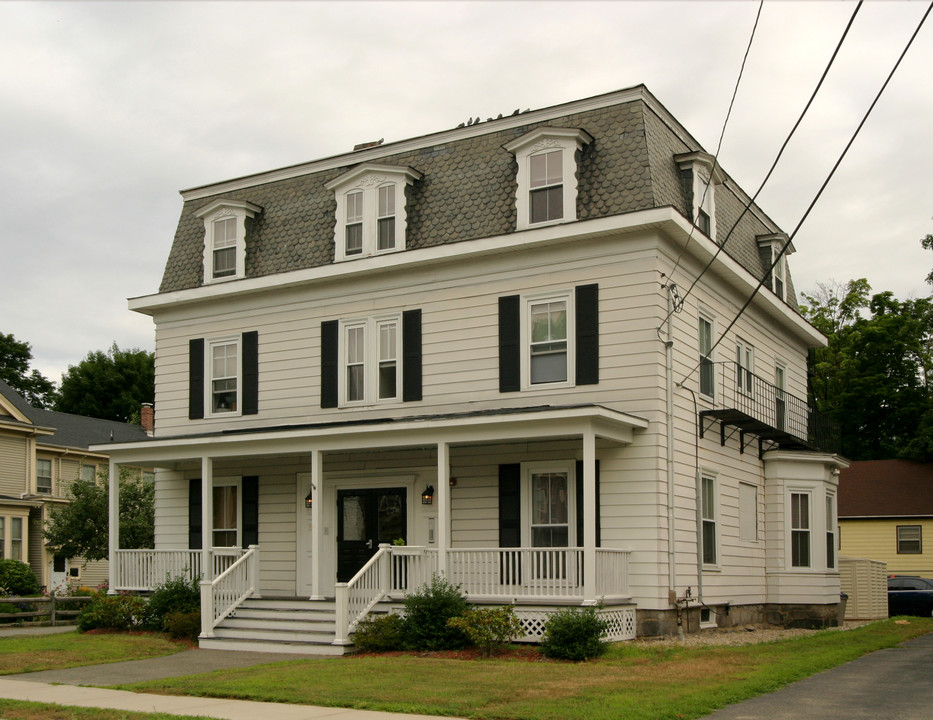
[201,597,353,656]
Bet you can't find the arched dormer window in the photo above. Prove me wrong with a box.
[195,199,261,284]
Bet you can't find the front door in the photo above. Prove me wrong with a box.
[336,487,407,582]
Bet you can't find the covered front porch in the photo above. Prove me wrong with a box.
[101,404,647,650]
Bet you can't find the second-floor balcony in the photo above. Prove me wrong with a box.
[699,361,840,456]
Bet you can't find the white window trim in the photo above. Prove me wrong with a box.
[736,339,755,397]
[504,127,593,231]
[788,487,813,570]
[675,151,723,241]
[206,336,242,418]
[196,199,261,284]
[757,234,795,302]
[520,290,575,390]
[698,309,716,401]
[337,314,402,407]
[36,457,53,494]
[700,472,719,568]
[520,461,576,548]
[825,492,836,569]
[211,476,242,549]
[0,513,28,562]
[326,164,422,262]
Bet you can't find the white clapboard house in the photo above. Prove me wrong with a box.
[97,85,846,653]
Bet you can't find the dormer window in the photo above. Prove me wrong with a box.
[675,151,723,241]
[757,233,794,302]
[326,163,422,263]
[504,127,593,231]
[195,199,261,284]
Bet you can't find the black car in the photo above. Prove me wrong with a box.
[887,576,933,617]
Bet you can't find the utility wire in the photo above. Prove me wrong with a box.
[678,1,932,387]
[659,0,863,333]
[664,0,763,289]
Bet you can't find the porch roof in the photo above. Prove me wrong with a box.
[92,403,648,466]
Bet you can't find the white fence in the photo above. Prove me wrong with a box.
[112,548,247,591]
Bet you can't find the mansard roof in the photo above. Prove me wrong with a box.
[158,85,794,304]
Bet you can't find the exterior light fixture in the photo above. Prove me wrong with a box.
[421,485,435,505]
[305,487,313,509]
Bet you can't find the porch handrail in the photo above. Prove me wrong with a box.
[112,548,248,592]
[334,544,392,645]
[199,544,259,638]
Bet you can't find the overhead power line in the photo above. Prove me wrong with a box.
[678,1,933,388]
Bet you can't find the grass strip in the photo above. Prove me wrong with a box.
[0,699,210,720]
[0,632,187,675]
[122,619,933,720]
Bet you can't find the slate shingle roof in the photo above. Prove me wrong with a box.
[838,460,933,518]
[0,379,148,450]
[158,85,795,308]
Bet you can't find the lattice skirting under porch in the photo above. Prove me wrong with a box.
[512,606,636,643]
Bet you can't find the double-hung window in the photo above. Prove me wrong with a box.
[775,363,786,431]
[504,127,592,231]
[36,459,52,494]
[736,340,754,396]
[340,316,401,405]
[524,463,574,581]
[699,313,714,398]
[195,200,261,284]
[701,474,717,565]
[0,517,24,561]
[790,491,811,568]
[897,525,922,554]
[676,152,722,241]
[327,164,422,262]
[212,481,240,548]
[209,338,240,414]
[826,494,836,569]
[529,297,569,385]
[188,332,259,420]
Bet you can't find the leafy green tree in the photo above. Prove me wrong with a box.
[801,281,933,461]
[55,344,154,423]
[44,467,154,562]
[0,332,57,408]
[922,232,933,286]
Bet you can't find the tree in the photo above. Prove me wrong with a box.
[801,281,933,461]
[55,344,154,423]
[44,467,154,562]
[0,332,57,408]
[923,232,933,286]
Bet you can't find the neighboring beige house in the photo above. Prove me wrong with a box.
[0,379,149,591]
[98,85,846,654]
[838,460,933,577]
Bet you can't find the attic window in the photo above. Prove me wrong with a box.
[326,163,422,263]
[675,152,723,241]
[757,234,794,302]
[195,200,261,284]
[504,127,593,232]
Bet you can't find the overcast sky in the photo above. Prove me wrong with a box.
[1,1,931,385]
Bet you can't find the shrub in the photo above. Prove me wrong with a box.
[540,606,608,661]
[402,574,469,651]
[0,559,41,596]
[144,574,200,631]
[77,592,147,632]
[353,613,404,651]
[163,610,201,641]
[448,606,523,657]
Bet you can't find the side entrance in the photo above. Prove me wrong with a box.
[336,487,407,582]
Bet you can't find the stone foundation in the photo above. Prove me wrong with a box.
[636,601,842,637]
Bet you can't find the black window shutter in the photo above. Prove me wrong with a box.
[188,339,204,420]
[242,331,259,415]
[188,478,202,550]
[320,320,339,408]
[402,309,422,402]
[498,463,522,585]
[498,296,520,393]
[575,284,599,386]
[242,476,259,548]
[575,459,601,547]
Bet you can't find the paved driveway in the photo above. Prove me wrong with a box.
[701,632,933,719]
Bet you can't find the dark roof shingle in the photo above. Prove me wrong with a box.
[838,460,933,517]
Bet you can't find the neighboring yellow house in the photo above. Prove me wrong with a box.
[0,379,149,591]
[838,460,933,577]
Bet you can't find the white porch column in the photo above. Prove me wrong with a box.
[436,441,450,576]
[107,459,120,594]
[310,448,324,599]
[201,456,213,581]
[582,427,597,605]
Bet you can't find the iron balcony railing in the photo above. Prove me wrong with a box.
[700,361,840,454]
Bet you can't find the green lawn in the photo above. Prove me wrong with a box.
[0,631,187,675]
[0,699,210,720]
[121,619,933,720]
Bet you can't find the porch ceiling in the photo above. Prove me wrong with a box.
[93,403,648,467]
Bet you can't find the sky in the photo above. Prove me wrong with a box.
[1,1,931,386]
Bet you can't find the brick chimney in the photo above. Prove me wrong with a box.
[140,403,154,436]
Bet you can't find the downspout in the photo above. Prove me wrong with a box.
[664,288,677,608]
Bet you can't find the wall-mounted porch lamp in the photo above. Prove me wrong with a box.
[304,480,316,509]
[421,485,435,505]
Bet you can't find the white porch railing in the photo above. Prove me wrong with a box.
[200,545,260,638]
[335,546,631,644]
[112,548,247,591]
